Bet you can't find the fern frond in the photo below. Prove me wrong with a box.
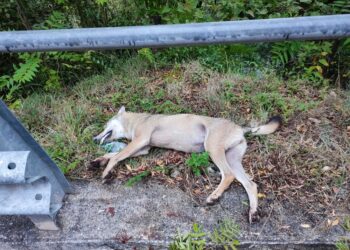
[13,56,41,83]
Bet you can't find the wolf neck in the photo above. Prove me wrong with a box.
[121,112,151,140]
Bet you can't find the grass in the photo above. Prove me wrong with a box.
[14,55,350,223]
[342,216,350,232]
[336,239,350,250]
[210,220,240,250]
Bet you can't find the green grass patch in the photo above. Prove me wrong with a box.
[336,239,350,250]
[342,216,350,232]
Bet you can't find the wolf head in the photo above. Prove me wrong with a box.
[93,106,126,144]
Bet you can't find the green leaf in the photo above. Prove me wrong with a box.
[319,59,329,67]
[13,56,41,84]
[95,0,108,5]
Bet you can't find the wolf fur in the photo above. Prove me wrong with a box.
[91,106,282,222]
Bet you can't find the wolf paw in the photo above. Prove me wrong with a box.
[206,193,221,205]
[88,157,109,170]
[248,208,260,224]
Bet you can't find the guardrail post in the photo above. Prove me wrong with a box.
[0,101,71,230]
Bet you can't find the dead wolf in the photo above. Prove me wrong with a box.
[91,106,281,222]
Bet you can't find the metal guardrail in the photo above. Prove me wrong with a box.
[0,15,349,53]
[0,100,71,230]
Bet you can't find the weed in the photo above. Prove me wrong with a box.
[210,220,240,250]
[342,216,350,232]
[186,152,210,176]
[336,239,350,250]
[124,166,170,187]
[183,61,207,86]
[169,223,207,250]
[125,170,151,187]
[170,220,240,250]
[138,48,155,66]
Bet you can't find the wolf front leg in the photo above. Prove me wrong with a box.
[101,137,150,179]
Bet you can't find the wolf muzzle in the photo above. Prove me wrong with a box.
[93,130,112,144]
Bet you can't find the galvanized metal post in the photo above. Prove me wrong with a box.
[0,100,71,230]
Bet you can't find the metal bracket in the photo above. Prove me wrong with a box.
[0,101,71,230]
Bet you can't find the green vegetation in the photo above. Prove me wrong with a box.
[342,216,350,232]
[1,0,350,102]
[125,170,151,187]
[125,166,170,187]
[210,220,240,250]
[336,239,350,250]
[169,223,207,250]
[169,220,240,250]
[15,56,336,174]
[186,152,210,176]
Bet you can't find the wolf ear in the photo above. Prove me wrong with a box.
[117,106,126,115]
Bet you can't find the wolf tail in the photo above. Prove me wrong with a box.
[243,116,282,135]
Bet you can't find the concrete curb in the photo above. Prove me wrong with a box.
[0,180,347,249]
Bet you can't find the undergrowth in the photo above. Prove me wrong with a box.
[15,56,332,174]
[169,220,240,250]
[14,56,349,225]
[186,152,210,176]
[2,0,350,102]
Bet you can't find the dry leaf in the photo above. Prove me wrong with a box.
[258,193,266,199]
[308,118,321,124]
[296,124,307,133]
[322,166,331,172]
[331,218,339,226]
[126,164,132,171]
[156,160,164,166]
[193,189,201,195]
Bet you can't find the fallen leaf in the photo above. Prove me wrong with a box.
[126,164,132,171]
[258,193,266,199]
[193,189,201,195]
[106,207,115,217]
[331,218,339,226]
[156,159,164,166]
[300,224,311,228]
[322,166,331,172]
[308,118,321,124]
[296,124,307,133]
